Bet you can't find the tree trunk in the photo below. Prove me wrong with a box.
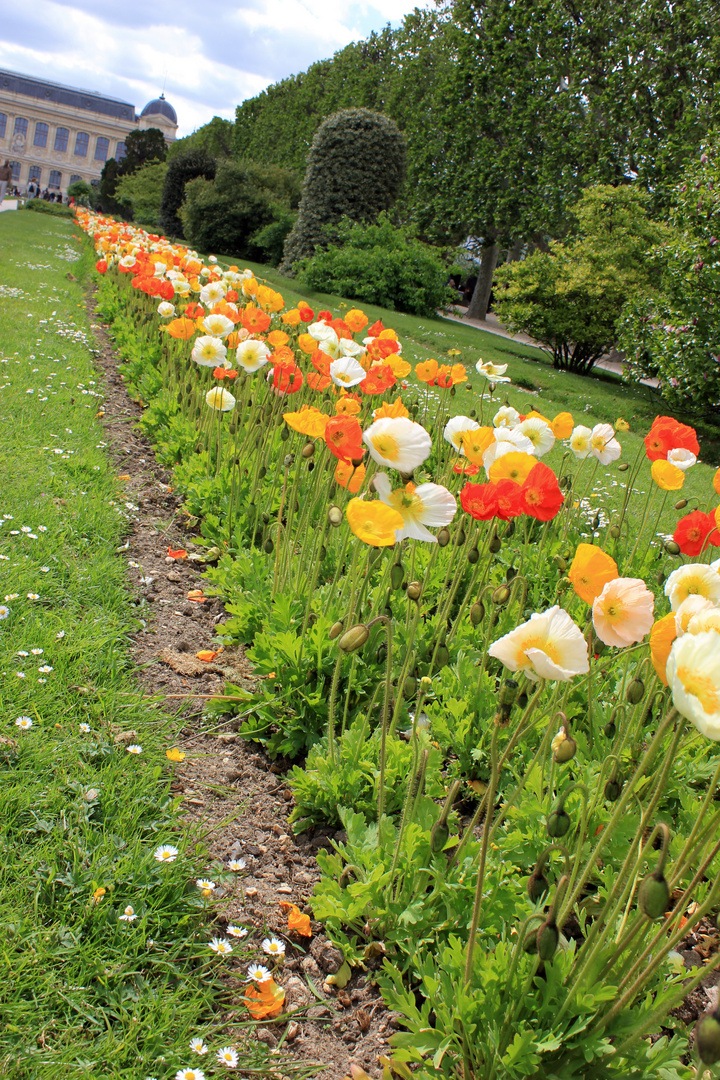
[507,238,524,262]
[465,241,499,321]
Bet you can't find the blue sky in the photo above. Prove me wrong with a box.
[0,0,429,136]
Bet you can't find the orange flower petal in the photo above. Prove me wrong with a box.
[168,546,188,560]
[196,648,223,662]
[280,901,312,936]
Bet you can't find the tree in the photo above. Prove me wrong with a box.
[619,143,720,413]
[493,184,669,373]
[159,148,217,239]
[168,117,235,161]
[279,108,406,274]
[121,128,167,173]
[67,179,93,205]
[114,161,168,229]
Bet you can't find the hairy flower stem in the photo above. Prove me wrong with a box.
[326,654,344,768]
[389,747,429,894]
[375,618,394,829]
[464,725,499,985]
[270,461,292,600]
[623,482,659,574]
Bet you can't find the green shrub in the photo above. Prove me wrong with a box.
[180,161,298,259]
[159,148,216,238]
[21,200,73,218]
[296,214,449,316]
[115,161,168,230]
[249,210,297,266]
[280,108,406,273]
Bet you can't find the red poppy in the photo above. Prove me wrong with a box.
[159,279,175,300]
[360,364,397,395]
[213,366,238,380]
[368,338,401,362]
[460,481,499,520]
[673,510,720,556]
[453,460,480,476]
[521,462,564,521]
[185,302,205,319]
[644,415,699,461]
[298,302,315,322]
[225,289,238,302]
[273,361,304,395]
[368,319,385,336]
[495,479,525,520]
[317,309,332,322]
[325,416,364,461]
[242,305,272,334]
[95,259,108,274]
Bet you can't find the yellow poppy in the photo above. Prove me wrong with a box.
[283,405,329,438]
[488,451,537,485]
[551,412,574,439]
[462,427,495,465]
[649,612,678,686]
[346,498,404,546]
[651,459,685,491]
[374,396,410,420]
[568,543,619,604]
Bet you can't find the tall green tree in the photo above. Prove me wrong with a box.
[168,117,235,161]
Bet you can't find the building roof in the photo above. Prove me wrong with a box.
[140,95,177,125]
[0,68,136,122]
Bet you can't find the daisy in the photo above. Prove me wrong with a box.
[5,594,19,601]
[227,859,246,871]
[208,938,233,955]
[189,1037,208,1055]
[247,963,271,982]
[30,648,43,655]
[261,937,286,958]
[38,665,53,673]
[126,744,142,754]
[39,567,50,573]
[27,593,40,600]
[153,844,179,862]
[118,905,137,922]
[216,1047,238,1068]
[16,672,26,678]
[0,606,9,620]
[15,716,33,730]
[37,526,47,533]
[56,630,65,639]
[21,526,32,533]
[175,1069,206,1080]
[196,879,216,892]
[226,925,248,938]
[79,723,91,733]
[18,651,29,657]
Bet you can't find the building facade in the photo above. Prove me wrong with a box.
[0,68,177,198]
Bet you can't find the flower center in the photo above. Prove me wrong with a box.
[371,433,400,461]
[677,664,720,714]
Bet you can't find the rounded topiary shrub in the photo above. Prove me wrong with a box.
[159,149,216,239]
[279,108,406,274]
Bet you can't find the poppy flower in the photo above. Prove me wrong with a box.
[345,308,369,333]
[415,359,439,384]
[489,605,589,682]
[280,901,313,936]
[363,417,432,473]
[667,631,720,740]
[384,353,412,378]
[335,394,362,416]
[325,416,364,461]
[330,356,366,388]
[645,416,699,462]
[551,412,574,439]
[95,259,108,273]
[673,510,720,557]
[298,302,315,322]
[311,350,331,376]
[592,578,655,647]
[197,648,223,662]
[453,459,480,476]
[476,360,511,383]
[489,452,537,486]
[168,546,188,559]
[374,396,409,420]
[462,427,496,465]
[245,976,286,1019]
[521,462,564,521]
[272,361,304,395]
[360,364,397,395]
[374,473,457,542]
[193,336,228,368]
[282,308,302,327]
[651,460,685,491]
[166,317,196,340]
[236,339,271,373]
[267,330,290,348]
[184,302,205,319]
[568,544,619,604]
[298,334,317,354]
[664,564,720,611]
[242,305,271,334]
[205,387,236,412]
[495,479,525,520]
[335,460,366,492]
[346,498,404,547]
[307,372,332,391]
[649,613,678,685]
[460,480,499,520]
[367,319,384,336]
[283,405,329,439]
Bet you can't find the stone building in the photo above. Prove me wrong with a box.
[0,68,178,198]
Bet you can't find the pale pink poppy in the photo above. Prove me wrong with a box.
[592,577,654,647]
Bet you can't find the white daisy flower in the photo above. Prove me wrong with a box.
[0,606,9,620]
[119,905,137,922]
[247,963,271,982]
[79,723,91,733]
[38,665,53,674]
[227,859,246,871]
[261,937,286,957]
[196,879,216,892]
[27,593,40,600]
[175,1068,206,1080]
[153,844,179,862]
[208,937,233,955]
[189,1037,208,1055]
[15,716,33,730]
[126,744,142,754]
[30,648,43,655]
[226,925,248,938]
[216,1047,238,1068]
[56,630,65,639]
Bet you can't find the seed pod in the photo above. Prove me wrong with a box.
[536,917,559,961]
[656,570,665,586]
[470,601,485,626]
[664,539,681,556]
[301,441,315,459]
[467,547,479,564]
[527,869,549,902]
[674,498,688,510]
[609,525,621,538]
[517,691,529,709]
[626,678,645,704]
[547,809,571,838]
[406,582,422,601]
[523,930,539,953]
[603,721,616,739]
[618,462,629,472]
[319,546,327,561]
[696,1013,720,1066]
[262,511,270,524]
[390,563,405,590]
[455,529,466,546]
[437,528,451,547]
[492,584,511,605]
[638,871,670,919]
[504,522,515,539]
[402,675,417,699]
[338,624,370,653]
[263,538,274,554]
[430,820,450,854]
[604,777,622,801]
[489,533,502,554]
[328,505,343,527]
[328,621,344,640]
[280,425,290,441]
[434,644,450,668]
[592,513,601,530]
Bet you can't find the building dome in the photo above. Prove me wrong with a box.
[140,94,177,124]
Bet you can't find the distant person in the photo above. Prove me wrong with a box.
[27,180,37,199]
[463,276,477,304]
[0,160,11,204]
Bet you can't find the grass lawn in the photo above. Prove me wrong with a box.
[0,210,282,1080]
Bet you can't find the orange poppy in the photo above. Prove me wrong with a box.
[360,364,397,395]
[298,333,317,354]
[567,544,618,604]
[197,648,223,662]
[521,462,564,521]
[167,546,188,559]
[311,349,331,376]
[298,302,315,322]
[335,459,366,492]
[95,259,108,273]
[649,613,678,686]
[166,317,196,340]
[644,415,699,461]
[307,372,332,391]
[674,510,720,556]
[460,481,499,520]
[415,359,439,384]
[245,977,286,1019]
[280,901,313,936]
[273,361,304,395]
[267,330,290,348]
[282,309,302,327]
[325,416,364,461]
[345,309,369,333]
[242,305,272,334]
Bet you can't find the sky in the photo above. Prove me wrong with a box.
[0,0,429,137]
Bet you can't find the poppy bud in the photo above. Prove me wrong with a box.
[696,1013,720,1066]
[390,563,405,590]
[258,465,267,479]
[559,475,572,490]
[434,644,450,668]
[547,809,571,838]
[328,621,344,640]
[554,555,567,571]
[536,917,559,961]
[406,582,422,601]
[604,776,622,801]
[609,525,621,538]
[338,624,370,652]
[402,675,417,699]
[437,528,450,547]
[301,441,315,459]
[280,425,290,441]
[527,868,549,902]
[351,455,364,468]
[263,538,274,554]
[284,454,295,467]
[492,584,511,605]
[638,871,670,919]
[467,547,479,564]
[603,721,616,738]
[339,866,357,889]
[674,498,687,510]
[430,821,450,854]
[499,681,518,707]
[618,462,629,472]
[664,539,681,556]
[656,570,665,586]
[328,505,343,527]
[626,678,645,704]
[455,529,466,546]
[592,514,600,530]
[319,546,327,561]
[506,565,517,582]
[470,602,485,626]
[504,521,515,539]
[307,461,315,472]
[489,532,502,554]
[517,690,529,709]
[553,733,577,764]
[376,644,387,665]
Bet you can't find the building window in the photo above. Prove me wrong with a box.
[116,141,127,162]
[94,136,110,162]
[70,174,82,185]
[54,127,69,153]
[0,113,6,139]
[29,166,41,183]
[34,122,48,148]
[14,117,28,137]
[49,170,61,188]
[74,132,89,157]
[9,161,21,182]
